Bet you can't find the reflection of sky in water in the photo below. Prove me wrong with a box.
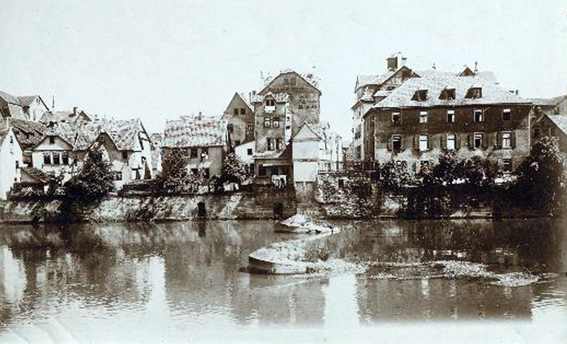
[0,219,566,344]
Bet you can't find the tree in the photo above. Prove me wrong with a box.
[65,145,115,205]
[455,156,498,189]
[153,149,190,193]
[511,137,567,214]
[221,152,250,185]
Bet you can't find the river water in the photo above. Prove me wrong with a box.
[0,219,566,344]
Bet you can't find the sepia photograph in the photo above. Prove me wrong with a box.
[1,0,566,343]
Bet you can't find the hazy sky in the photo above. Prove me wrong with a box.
[1,0,566,140]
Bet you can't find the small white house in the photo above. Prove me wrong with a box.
[0,128,23,199]
[292,122,322,183]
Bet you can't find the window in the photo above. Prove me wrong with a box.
[273,117,280,128]
[419,134,429,151]
[419,111,428,124]
[247,148,253,156]
[190,148,198,158]
[440,88,456,100]
[502,132,511,149]
[114,171,122,180]
[191,168,198,175]
[53,152,60,165]
[474,133,483,149]
[201,147,208,156]
[503,159,512,172]
[266,99,275,107]
[15,161,19,169]
[447,110,455,123]
[49,136,55,144]
[267,138,275,151]
[276,138,284,150]
[474,109,484,122]
[247,122,253,132]
[447,133,456,150]
[392,135,402,151]
[227,124,234,132]
[259,165,267,176]
[122,151,128,160]
[233,108,239,115]
[466,87,482,98]
[264,117,271,128]
[240,108,246,115]
[43,152,51,165]
[392,112,401,124]
[412,89,428,101]
[62,152,69,165]
[502,108,511,121]
[234,140,241,147]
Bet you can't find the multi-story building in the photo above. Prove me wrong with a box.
[162,114,228,180]
[251,69,322,185]
[0,127,23,199]
[531,114,567,152]
[363,68,532,173]
[221,93,255,148]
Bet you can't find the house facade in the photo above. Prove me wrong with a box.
[1,90,49,125]
[0,127,23,199]
[162,115,228,180]
[30,118,153,189]
[221,92,255,148]
[364,69,532,173]
[531,114,567,152]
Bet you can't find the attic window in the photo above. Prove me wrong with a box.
[386,86,396,91]
[49,136,55,144]
[240,108,246,115]
[440,88,456,100]
[466,87,482,98]
[412,90,428,101]
[233,108,238,115]
[266,99,275,107]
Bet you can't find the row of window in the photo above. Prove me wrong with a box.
[43,152,70,165]
[232,108,247,115]
[391,108,512,124]
[264,117,281,128]
[266,138,284,151]
[390,132,514,151]
[186,147,209,159]
[412,87,483,101]
[393,158,513,172]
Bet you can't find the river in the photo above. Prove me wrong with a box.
[0,219,566,343]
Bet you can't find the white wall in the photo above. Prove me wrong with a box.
[0,130,22,199]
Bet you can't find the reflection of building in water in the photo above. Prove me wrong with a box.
[228,274,327,325]
[356,277,532,321]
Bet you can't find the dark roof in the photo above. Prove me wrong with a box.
[163,115,227,148]
[259,70,321,95]
[17,95,40,107]
[20,167,57,184]
[9,118,46,150]
[0,90,21,105]
[547,115,567,135]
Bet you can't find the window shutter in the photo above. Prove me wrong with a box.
[456,134,461,150]
[426,135,430,150]
[413,135,417,150]
[440,135,446,150]
[511,131,516,149]
[496,132,501,149]
[387,136,392,151]
[468,134,472,149]
[482,134,488,149]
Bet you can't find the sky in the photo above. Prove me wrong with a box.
[1,0,566,140]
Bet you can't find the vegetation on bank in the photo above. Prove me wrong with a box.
[319,137,567,218]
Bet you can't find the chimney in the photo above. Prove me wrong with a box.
[73,107,77,116]
[386,52,405,71]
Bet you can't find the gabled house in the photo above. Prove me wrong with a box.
[39,107,93,126]
[30,118,153,189]
[531,114,567,152]
[9,118,46,167]
[1,90,49,124]
[0,127,23,199]
[162,114,228,180]
[221,92,255,148]
[364,64,532,173]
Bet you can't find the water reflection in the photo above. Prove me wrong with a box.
[0,218,566,342]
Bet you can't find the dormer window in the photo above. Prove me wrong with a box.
[439,88,456,100]
[49,136,55,144]
[466,87,482,98]
[412,89,428,101]
[266,99,275,107]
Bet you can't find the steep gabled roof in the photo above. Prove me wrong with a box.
[547,115,567,136]
[259,70,321,95]
[355,65,418,93]
[9,118,47,149]
[20,167,58,184]
[293,121,323,141]
[224,92,254,114]
[0,90,21,105]
[162,115,227,148]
